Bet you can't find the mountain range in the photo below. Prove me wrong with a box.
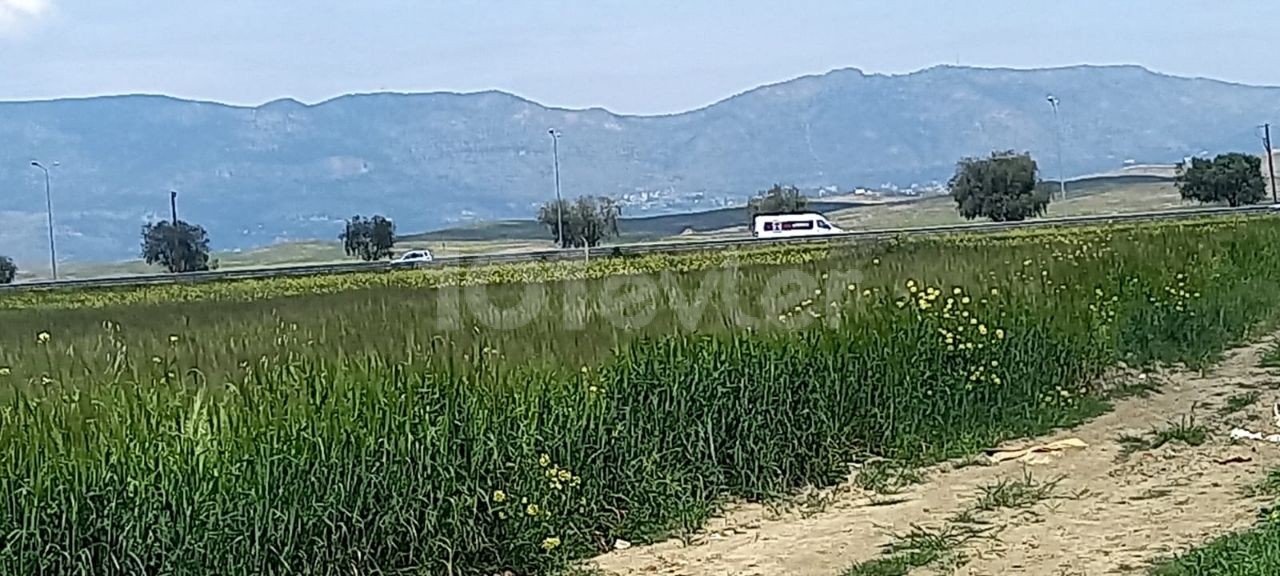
[3,64,1280,267]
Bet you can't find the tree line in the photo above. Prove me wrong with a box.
[0,151,1266,284]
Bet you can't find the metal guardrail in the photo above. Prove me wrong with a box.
[2,204,1273,293]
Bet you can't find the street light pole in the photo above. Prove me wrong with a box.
[548,129,564,248]
[170,190,179,224]
[30,161,58,280]
[1260,124,1277,204]
[1046,95,1068,202]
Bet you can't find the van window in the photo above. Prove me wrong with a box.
[781,221,814,231]
[816,220,831,230]
[763,222,774,231]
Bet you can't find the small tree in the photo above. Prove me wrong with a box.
[341,215,396,261]
[537,196,622,248]
[949,151,1049,222]
[141,220,212,273]
[0,256,15,284]
[747,184,808,218]
[1176,153,1266,207]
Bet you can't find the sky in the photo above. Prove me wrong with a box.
[1,0,1279,115]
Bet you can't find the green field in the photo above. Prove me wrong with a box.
[828,176,1187,230]
[5,214,1280,574]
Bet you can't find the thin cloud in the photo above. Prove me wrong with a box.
[0,0,52,37]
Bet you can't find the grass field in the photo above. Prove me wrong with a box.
[4,214,1280,574]
[1154,521,1280,576]
[827,178,1187,230]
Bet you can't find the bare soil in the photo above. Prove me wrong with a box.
[590,338,1280,576]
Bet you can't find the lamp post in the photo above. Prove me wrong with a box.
[170,190,179,223]
[548,129,564,248]
[1046,95,1068,201]
[29,160,59,280]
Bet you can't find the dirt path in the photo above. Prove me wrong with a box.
[590,339,1280,576]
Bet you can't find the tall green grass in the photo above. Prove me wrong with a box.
[2,218,1280,574]
[1151,520,1280,576]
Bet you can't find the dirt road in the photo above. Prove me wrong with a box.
[591,338,1280,576]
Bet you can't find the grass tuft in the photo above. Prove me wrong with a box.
[855,460,926,495]
[973,470,1064,512]
[1260,341,1280,368]
[1219,391,1262,416]
[1115,408,1209,460]
[842,523,996,576]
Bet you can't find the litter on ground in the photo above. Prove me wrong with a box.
[984,438,1089,464]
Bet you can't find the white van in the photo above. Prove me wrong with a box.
[751,212,844,238]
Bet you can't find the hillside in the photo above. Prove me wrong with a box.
[4,64,1280,267]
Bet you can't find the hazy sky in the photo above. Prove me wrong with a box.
[1,0,1277,114]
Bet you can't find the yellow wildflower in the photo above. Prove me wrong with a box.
[995,329,1005,340]
[169,335,179,344]
[541,536,561,551]
[526,504,540,516]
[539,454,551,467]
[492,490,507,503]
[36,331,50,344]
[0,367,9,376]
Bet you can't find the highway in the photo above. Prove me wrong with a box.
[1,204,1273,293]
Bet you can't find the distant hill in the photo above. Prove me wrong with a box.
[3,64,1279,267]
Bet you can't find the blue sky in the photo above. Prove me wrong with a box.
[1,0,1277,114]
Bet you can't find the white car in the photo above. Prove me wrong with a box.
[751,212,844,238]
[392,250,434,264]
